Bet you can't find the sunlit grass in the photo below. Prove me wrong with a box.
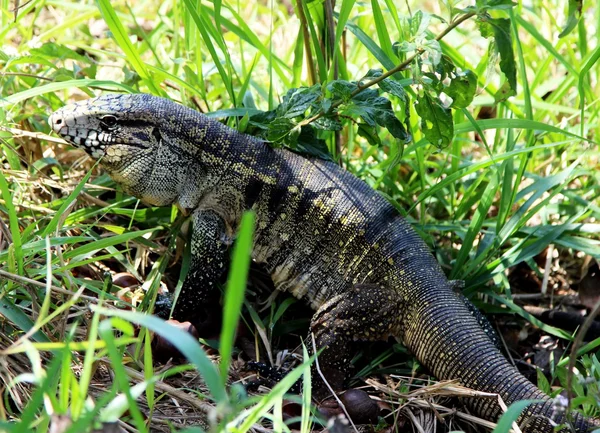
[0,0,599,431]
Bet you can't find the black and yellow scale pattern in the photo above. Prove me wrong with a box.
[50,94,595,432]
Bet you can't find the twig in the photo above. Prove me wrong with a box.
[0,269,98,302]
[310,332,359,433]
[541,244,554,297]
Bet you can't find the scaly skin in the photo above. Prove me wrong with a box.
[50,93,595,432]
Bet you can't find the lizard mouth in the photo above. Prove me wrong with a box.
[49,110,108,158]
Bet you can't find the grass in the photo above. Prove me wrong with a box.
[1,0,600,432]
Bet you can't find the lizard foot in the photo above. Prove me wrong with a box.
[318,389,380,425]
[151,319,199,362]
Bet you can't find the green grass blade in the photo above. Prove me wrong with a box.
[492,399,544,433]
[0,170,23,274]
[91,306,227,403]
[2,80,135,106]
[61,227,159,261]
[578,44,600,136]
[182,0,235,103]
[450,170,499,278]
[370,0,397,63]
[454,118,593,143]
[0,297,50,343]
[95,0,161,95]
[98,318,148,432]
[41,164,96,238]
[220,211,255,384]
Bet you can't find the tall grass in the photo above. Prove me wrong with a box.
[0,0,599,431]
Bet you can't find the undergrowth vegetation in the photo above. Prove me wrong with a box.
[0,0,599,432]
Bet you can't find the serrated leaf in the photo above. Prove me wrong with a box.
[485,17,517,100]
[421,39,442,66]
[292,126,333,160]
[393,40,417,55]
[447,70,477,108]
[378,78,408,102]
[345,91,409,142]
[328,80,357,102]
[362,68,383,81]
[277,85,321,118]
[559,0,582,38]
[267,117,295,142]
[415,92,453,148]
[313,116,343,131]
[410,10,431,38]
[357,123,381,147]
[248,109,276,132]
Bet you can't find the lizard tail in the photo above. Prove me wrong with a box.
[402,287,595,432]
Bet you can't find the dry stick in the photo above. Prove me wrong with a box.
[297,11,478,129]
[0,269,98,303]
[566,296,600,418]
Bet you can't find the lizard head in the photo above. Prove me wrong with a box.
[49,93,169,162]
[49,93,206,206]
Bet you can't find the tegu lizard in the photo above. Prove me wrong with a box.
[49,93,596,432]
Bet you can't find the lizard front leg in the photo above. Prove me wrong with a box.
[170,208,231,334]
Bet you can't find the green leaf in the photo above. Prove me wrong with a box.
[378,77,409,102]
[421,39,442,66]
[536,368,551,394]
[357,123,381,147]
[414,92,453,148]
[277,85,321,118]
[410,10,430,38]
[559,0,582,38]
[478,15,517,101]
[341,89,409,142]
[447,69,477,108]
[220,212,254,383]
[313,116,343,131]
[328,80,357,102]
[267,117,296,143]
[92,306,227,403]
[95,0,161,95]
[484,0,516,9]
[30,43,91,64]
[492,399,544,433]
[294,126,333,161]
[486,17,517,100]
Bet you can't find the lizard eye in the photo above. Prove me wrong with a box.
[152,127,162,143]
[100,115,118,128]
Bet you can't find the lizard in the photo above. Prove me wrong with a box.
[49,93,596,432]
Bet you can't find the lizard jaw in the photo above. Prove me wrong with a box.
[49,109,107,159]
